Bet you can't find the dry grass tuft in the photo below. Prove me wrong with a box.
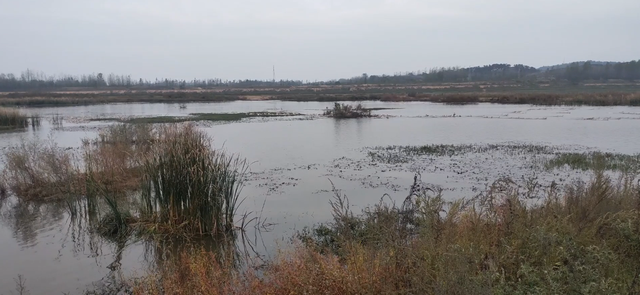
[0,107,34,130]
[1,138,79,200]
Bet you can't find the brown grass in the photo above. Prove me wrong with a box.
[1,124,154,201]
[382,92,640,106]
[0,107,29,129]
[129,170,640,294]
[1,138,79,200]
[1,88,639,107]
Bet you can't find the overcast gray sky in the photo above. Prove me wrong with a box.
[1,0,638,81]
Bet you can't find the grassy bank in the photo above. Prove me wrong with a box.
[127,169,640,294]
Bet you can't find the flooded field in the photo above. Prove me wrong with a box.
[1,101,639,294]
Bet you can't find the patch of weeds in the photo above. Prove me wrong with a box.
[368,143,556,164]
[546,152,640,172]
[324,103,373,118]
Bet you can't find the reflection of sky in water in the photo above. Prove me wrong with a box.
[1,101,640,294]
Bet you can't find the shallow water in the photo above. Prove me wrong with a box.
[1,101,639,294]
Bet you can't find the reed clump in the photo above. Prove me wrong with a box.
[324,103,372,118]
[131,170,640,294]
[1,123,249,240]
[139,124,247,236]
[83,124,155,194]
[0,107,30,130]
[1,138,79,200]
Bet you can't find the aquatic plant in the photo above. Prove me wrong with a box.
[140,124,248,236]
[0,107,29,130]
[324,103,372,118]
[82,124,156,194]
[546,151,640,172]
[1,138,79,200]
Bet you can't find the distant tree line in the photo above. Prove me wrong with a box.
[1,60,638,91]
[0,70,306,92]
[547,60,640,84]
[331,64,538,85]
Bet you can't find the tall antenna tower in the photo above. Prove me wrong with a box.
[272,65,276,83]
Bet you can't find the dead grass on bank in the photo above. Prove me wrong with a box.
[382,91,640,106]
[130,170,640,295]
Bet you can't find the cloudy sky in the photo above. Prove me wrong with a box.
[0,0,638,81]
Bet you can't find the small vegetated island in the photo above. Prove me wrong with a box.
[323,103,374,118]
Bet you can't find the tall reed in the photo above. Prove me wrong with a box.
[141,124,247,236]
[0,107,29,129]
[82,124,154,193]
[1,138,78,200]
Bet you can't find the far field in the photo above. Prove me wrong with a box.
[1,82,639,107]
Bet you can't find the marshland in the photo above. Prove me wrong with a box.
[1,100,640,294]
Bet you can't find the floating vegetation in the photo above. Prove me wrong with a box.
[546,152,640,172]
[368,143,557,164]
[90,112,302,124]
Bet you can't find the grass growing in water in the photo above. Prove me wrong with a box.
[546,151,640,172]
[1,138,79,200]
[140,124,248,236]
[369,143,556,163]
[0,107,39,130]
[324,103,373,118]
[92,112,301,124]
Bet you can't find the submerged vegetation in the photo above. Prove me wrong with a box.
[369,144,640,175]
[324,102,373,118]
[546,151,640,172]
